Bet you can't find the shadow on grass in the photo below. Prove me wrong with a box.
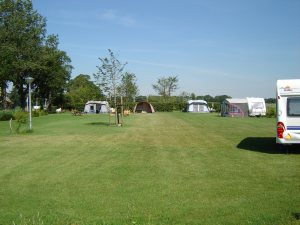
[86,122,110,126]
[237,137,300,154]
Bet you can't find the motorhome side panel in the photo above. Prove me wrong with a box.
[276,79,300,144]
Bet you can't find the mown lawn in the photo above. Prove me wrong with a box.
[0,112,299,225]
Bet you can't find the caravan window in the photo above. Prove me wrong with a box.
[287,97,300,116]
[252,102,264,109]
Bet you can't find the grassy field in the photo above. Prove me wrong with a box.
[0,112,299,225]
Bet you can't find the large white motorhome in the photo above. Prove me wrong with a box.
[276,79,300,144]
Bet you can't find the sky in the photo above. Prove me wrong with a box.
[31,0,300,98]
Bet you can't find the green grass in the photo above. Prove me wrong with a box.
[0,112,299,225]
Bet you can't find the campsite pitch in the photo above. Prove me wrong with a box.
[0,112,299,225]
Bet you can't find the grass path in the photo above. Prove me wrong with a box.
[0,112,299,225]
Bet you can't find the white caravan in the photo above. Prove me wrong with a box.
[276,79,300,144]
[247,97,266,117]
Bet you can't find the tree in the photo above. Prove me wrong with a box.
[118,72,139,103]
[65,74,103,108]
[214,95,231,103]
[35,35,72,110]
[0,0,47,108]
[152,76,179,100]
[94,49,127,125]
[0,0,72,109]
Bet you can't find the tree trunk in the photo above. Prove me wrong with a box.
[48,92,52,111]
[0,82,7,110]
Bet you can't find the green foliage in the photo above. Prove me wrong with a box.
[32,109,48,117]
[73,103,85,112]
[152,76,179,100]
[265,98,276,104]
[94,49,126,102]
[209,102,221,112]
[0,0,72,109]
[32,110,40,117]
[266,106,276,118]
[65,74,103,109]
[118,72,139,103]
[0,110,14,121]
[94,49,127,125]
[36,35,72,110]
[123,102,136,112]
[13,110,28,133]
[151,102,173,112]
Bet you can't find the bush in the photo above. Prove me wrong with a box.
[32,109,48,117]
[151,102,174,112]
[39,109,48,116]
[266,106,276,118]
[13,110,28,133]
[74,103,85,112]
[32,110,40,117]
[123,102,136,112]
[0,110,15,121]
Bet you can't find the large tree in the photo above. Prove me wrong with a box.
[65,74,103,108]
[152,76,179,100]
[0,0,72,109]
[0,0,46,108]
[118,72,139,103]
[94,49,127,124]
[35,35,72,110]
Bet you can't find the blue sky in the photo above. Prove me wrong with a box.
[32,0,300,98]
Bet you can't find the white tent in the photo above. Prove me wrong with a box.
[84,101,109,114]
[186,100,209,113]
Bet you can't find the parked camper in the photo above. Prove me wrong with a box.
[221,98,248,117]
[84,101,109,114]
[247,97,266,117]
[276,79,300,144]
[186,100,210,113]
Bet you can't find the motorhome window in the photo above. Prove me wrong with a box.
[287,98,300,116]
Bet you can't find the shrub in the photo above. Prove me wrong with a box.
[13,110,28,133]
[151,102,174,112]
[32,110,40,117]
[74,103,85,112]
[32,109,48,117]
[0,110,15,121]
[123,102,136,112]
[39,109,48,116]
[266,106,276,118]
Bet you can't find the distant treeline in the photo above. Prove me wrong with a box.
[136,95,276,104]
[136,94,232,103]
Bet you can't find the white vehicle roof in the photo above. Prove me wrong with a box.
[226,98,247,104]
[277,79,300,96]
[187,100,207,104]
[85,101,108,105]
[246,97,265,102]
